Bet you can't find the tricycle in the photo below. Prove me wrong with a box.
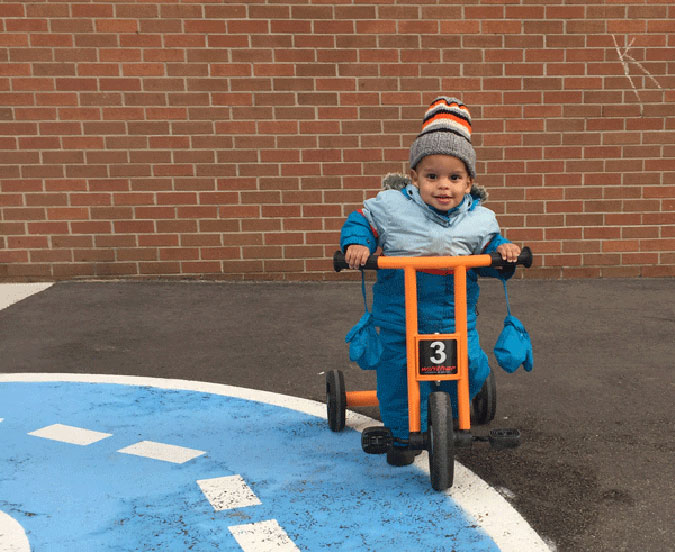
[327,247,533,491]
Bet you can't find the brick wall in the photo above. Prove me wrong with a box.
[1,1,673,281]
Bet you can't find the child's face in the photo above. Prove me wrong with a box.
[411,155,473,211]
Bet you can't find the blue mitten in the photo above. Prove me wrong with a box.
[345,271,382,370]
[494,314,533,373]
[494,280,533,373]
[345,311,382,370]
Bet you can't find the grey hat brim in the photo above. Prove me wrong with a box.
[409,131,476,178]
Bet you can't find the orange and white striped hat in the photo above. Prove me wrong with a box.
[409,97,476,177]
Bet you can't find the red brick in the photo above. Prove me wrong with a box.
[356,20,396,34]
[46,207,88,220]
[7,235,49,249]
[111,219,154,234]
[111,261,159,276]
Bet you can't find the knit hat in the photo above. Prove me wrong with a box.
[409,97,476,178]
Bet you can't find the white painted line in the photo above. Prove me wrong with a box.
[429,459,547,552]
[28,424,112,446]
[117,440,205,464]
[228,519,299,552]
[0,283,53,311]
[0,373,551,552]
[0,510,30,552]
[197,475,262,511]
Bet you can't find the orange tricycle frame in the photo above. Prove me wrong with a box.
[344,253,498,434]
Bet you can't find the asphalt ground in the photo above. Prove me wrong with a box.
[0,277,673,552]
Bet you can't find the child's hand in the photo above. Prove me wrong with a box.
[344,245,371,270]
[496,243,521,263]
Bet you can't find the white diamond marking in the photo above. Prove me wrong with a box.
[197,475,262,511]
[28,424,112,446]
[228,519,300,552]
[117,440,205,464]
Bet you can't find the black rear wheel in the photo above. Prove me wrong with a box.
[326,370,346,432]
[472,368,496,425]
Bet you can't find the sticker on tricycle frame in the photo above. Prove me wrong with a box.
[417,336,459,377]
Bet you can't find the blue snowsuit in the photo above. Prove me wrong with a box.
[341,183,514,439]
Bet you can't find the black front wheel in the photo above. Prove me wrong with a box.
[326,370,346,432]
[427,391,454,491]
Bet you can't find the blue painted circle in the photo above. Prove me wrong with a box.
[0,381,500,551]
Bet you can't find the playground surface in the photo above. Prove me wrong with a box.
[0,278,673,551]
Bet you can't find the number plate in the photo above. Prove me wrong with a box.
[418,338,458,375]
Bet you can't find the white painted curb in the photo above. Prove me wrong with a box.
[0,283,53,311]
[0,510,30,552]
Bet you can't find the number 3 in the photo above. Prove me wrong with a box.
[430,341,446,365]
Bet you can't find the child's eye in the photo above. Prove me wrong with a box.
[450,174,461,181]
[426,173,437,180]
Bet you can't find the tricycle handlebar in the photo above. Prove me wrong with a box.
[489,246,532,269]
[333,246,533,272]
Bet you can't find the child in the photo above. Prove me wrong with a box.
[340,97,521,466]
